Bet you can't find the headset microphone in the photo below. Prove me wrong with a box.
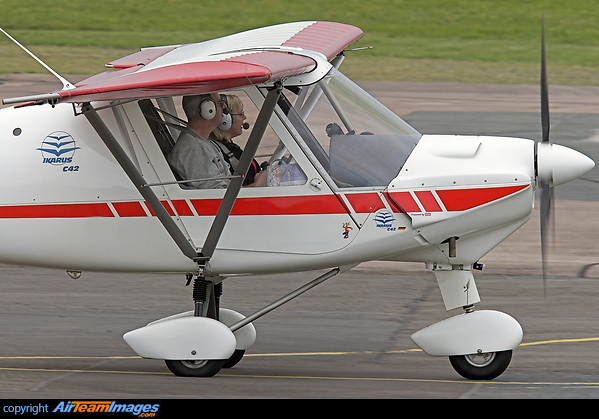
[242,122,250,130]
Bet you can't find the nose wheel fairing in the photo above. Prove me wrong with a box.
[411,310,523,357]
[411,309,522,380]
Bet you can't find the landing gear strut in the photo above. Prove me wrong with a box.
[165,267,228,377]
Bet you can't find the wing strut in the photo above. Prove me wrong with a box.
[200,84,282,259]
[81,103,200,262]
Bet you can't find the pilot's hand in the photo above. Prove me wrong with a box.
[252,170,268,187]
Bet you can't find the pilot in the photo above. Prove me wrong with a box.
[210,94,266,186]
[167,93,233,189]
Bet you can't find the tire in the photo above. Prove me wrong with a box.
[223,349,245,368]
[449,350,512,380]
[164,359,226,377]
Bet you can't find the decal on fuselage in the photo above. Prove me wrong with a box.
[373,209,395,228]
[38,131,80,167]
[373,209,405,232]
[342,222,353,239]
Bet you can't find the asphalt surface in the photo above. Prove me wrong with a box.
[1,74,599,399]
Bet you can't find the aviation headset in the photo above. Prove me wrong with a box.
[183,94,225,122]
[219,95,233,130]
[218,94,250,132]
[198,95,220,120]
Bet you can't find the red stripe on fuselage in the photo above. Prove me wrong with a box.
[414,191,442,212]
[0,186,529,219]
[191,195,347,216]
[113,201,146,217]
[436,185,529,211]
[0,203,114,218]
[386,192,420,213]
[344,193,385,213]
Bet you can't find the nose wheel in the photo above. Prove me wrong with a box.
[449,350,512,380]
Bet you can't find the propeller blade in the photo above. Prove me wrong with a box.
[540,17,550,144]
[539,180,551,297]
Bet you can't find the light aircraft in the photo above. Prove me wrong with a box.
[0,21,594,379]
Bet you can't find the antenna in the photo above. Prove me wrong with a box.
[0,28,74,90]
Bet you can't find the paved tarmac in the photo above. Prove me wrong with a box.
[1,74,599,399]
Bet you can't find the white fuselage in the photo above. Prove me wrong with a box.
[0,99,537,275]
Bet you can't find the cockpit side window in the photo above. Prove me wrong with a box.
[282,69,422,188]
[138,99,176,155]
[138,93,308,189]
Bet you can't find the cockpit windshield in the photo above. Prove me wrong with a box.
[281,68,422,188]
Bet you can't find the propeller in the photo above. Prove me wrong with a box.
[539,17,551,296]
[536,18,595,295]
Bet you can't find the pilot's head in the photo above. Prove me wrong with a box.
[182,93,225,124]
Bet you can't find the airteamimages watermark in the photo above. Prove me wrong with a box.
[2,401,161,417]
[54,401,160,416]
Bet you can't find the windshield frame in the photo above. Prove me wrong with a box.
[277,68,422,190]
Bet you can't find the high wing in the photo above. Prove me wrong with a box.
[6,21,363,105]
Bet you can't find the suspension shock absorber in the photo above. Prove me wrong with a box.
[190,262,210,317]
[188,261,221,318]
[193,276,210,317]
[214,282,223,320]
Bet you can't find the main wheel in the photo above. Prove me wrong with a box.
[223,349,245,368]
[164,359,226,377]
[449,350,512,380]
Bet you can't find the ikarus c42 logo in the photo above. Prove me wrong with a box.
[373,209,405,232]
[38,131,81,171]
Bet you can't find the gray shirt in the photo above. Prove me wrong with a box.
[167,131,231,189]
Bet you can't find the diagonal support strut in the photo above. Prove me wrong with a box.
[200,85,282,259]
[82,102,200,261]
[228,268,340,332]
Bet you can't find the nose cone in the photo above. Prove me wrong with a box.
[536,142,595,186]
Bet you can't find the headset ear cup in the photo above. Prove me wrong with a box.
[220,113,232,131]
[199,98,217,120]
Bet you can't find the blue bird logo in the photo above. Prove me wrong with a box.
[38,132,80,165]
[373,210,395,228]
